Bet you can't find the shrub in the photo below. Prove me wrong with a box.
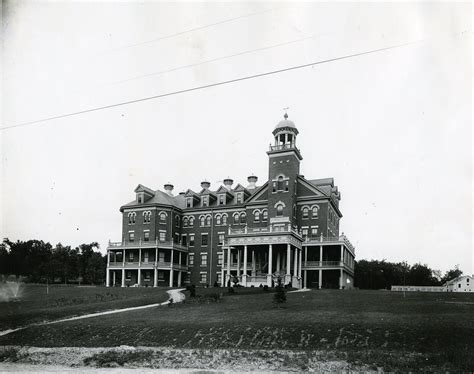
[273,277,286,304]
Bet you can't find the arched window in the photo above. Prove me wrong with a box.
[312,206,319,218]
[276,204,284,216]
[222,214,228,225]
[302,207,309,219]
[216,215,221,225]
[183,217,188,227]
[253,211,260,222]
[159,212,167,221]
[277,176,284,191]
[189,217,194,227]
[128,212,136,224]
[262,210,268,221]
[206,216,211,226]
[240,213,246,224]
[200,216,205,226]
[233,213,239,224]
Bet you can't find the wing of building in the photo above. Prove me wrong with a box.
[106,115,356,289]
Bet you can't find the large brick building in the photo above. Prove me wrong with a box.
[106,115,355,289]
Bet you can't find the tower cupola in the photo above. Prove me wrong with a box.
[272,113,299,148]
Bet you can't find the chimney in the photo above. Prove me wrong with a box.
[164,183,174,196]
[247,174,258,189]
[179,192,185,196]
[201,180,211,190]
[223,177,233,190]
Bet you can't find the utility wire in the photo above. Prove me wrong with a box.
[112,33,332,85]
[1,39,421,131]
[102,6,285,54]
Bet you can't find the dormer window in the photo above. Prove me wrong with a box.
[236,193,243,204]
[186,198,192,208]
[201,196,209,207]
[218,194,225,205]
[137,193,144,203]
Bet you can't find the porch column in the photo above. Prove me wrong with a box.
[179,251,182,267]
[304,270,307,288]
[106,268,110,287]
[293,247,298,277]
[170,249,174,287]
[340,245,343,264]
[227,247,231,286]
[319,245,323,265]
[137,268,141,286]
[112,271,116,287]
[267,244,273,286]
[155,248,158,266]
[286,244,291,284]
[178,271,182,287]
[154,267,158,287]
[252,250,256,276]
[298,247,302,278]
[122,249,126,266]
[139,248,142,267]
[121,268,125,287]
[319,269,322,289]
[237,249,241,277]
[243,245,248,286]
[221,265,225,287]
[339,269,343,289]
[304,246,307,289]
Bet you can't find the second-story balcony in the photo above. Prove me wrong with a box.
[228,224,301,237]
[302,234,355,255]
[107,239,188,252]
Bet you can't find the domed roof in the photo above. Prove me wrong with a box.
[273,113,298,135]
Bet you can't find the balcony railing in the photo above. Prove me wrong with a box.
[107,261,188,270]
[303,234,355,253]
[108,239,188,251]
[228,224,301,237]
[268,143,300,152]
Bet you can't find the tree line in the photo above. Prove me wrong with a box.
[354,259,463,290]
[0,238,106,285]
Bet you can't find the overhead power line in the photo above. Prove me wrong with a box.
[1,39,421,131]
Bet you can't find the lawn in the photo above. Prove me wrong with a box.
[1,287,473,371]
[0,283,169,330]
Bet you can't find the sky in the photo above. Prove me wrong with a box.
[1,1,472,275]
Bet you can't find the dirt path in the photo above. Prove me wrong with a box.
[0,288,186,338]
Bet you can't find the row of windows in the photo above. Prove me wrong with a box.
[301,226,319,238]
[302,206,319,219]
[127,231,226,248]
[188,252,224,267]
[186,192,245,208]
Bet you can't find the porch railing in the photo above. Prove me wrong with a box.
[108,239,188,251]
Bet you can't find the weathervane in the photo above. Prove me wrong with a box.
[283,107,289,119]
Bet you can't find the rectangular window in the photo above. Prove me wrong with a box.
[201,234,208,246]
[217,253,223,265]
[200,273,207,283]
[144,231,150,242]
[174,233,180,244]
[219,195,225,205]
[129,232,135,242]
[126,271,131,280]
[302,228,308,238]
[201,254,208,266]
[158,252,165,263]
[182,235,187,246]
[189,234,195,247]
[217,272,222,283]
[218,233,225,246]
[189,254,194,266]
[144,251,149,263]
[311,227,318,237]
[159,231,166,242]
[129,252,134,262]
[236,193,243,204]
[202,196,209,207]
[158,271,165,280]
[186,198,192,208]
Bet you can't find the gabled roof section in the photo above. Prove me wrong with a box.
[184,189,198,197]
[199,188,217,199]
[233,183,251,196]
[121,189,185,211]
[297,176,328,197]
[134,184,155,197]
[216,185,234,196]
[245,182,268,203]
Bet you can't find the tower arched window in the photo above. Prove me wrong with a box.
[240,213,246,224]
[216,215,222,225]
[277,176,284,191]
[312,206,319,218]
[206,216,211,226]
[222,214,228,225]
[276,204,284,216]
[262,210,268,221]
[159,212,167,221]
[200,216,205,227]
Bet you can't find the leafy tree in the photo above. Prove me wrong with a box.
[441,265,463,284]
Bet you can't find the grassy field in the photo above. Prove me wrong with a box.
[0,284,169,330]
[1,286,473,371]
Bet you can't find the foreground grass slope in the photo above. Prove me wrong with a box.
[0,284,169,329]
[1,288,473,371]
